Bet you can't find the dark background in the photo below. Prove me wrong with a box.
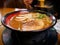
[0,0,4,8]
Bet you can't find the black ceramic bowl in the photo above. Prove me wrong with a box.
[1,9,57,32]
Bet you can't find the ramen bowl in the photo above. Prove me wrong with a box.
[2,9,57,44]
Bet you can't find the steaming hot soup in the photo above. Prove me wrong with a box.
[8,12,52,31]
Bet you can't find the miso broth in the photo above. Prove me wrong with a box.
[9,12,52,31]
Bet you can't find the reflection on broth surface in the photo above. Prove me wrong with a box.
[9,12,52,31]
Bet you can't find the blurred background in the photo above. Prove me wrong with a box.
[0,0,60,45]
[0,0,60,19]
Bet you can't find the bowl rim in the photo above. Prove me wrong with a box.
[1,10,57,32]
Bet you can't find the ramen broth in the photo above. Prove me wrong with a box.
[9,12,52,31]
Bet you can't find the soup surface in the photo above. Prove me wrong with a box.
[8,12,52,31]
